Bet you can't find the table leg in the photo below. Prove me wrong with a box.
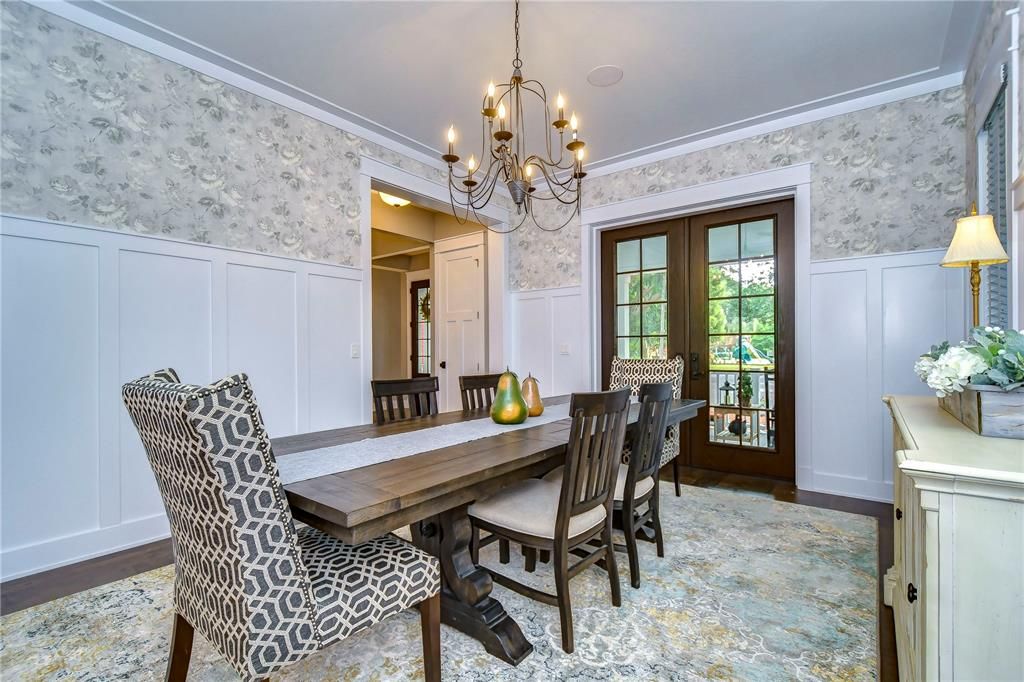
[413,504,533,666]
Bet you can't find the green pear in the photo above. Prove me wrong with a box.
[491,368,528,424]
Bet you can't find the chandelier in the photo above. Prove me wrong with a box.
[441,0,586,232]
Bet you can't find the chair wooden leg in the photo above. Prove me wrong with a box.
[673,456,681,497]
[523,547,537,573]
[652,489,665,559]
[623,504,641,590]
[418,594,441,682]
[538,549,551,564]
[553,546,574,654]
[499,538,510,564]
[165,613,194,682]
[604,521,622,608]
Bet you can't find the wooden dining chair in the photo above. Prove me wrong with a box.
[458,373,502,411]
[468,388,630,654]
[608,355,685,495]
[371,376,439,425]
[122,369,441,682]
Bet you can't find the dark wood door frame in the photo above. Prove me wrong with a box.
[597,199,796,481]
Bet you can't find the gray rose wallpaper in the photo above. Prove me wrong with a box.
[0,1,449,267]
[510,86,967,291]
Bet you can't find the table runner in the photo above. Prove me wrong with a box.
[277,402,573,484]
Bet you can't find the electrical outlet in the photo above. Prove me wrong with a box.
[350,344,361,359]
[559,344,570,355]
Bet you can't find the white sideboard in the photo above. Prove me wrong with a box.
[883,395,1024,681]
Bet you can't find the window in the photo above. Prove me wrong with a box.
[614,235,668,359]
[981,85,1010,328]
[410,280,431,376]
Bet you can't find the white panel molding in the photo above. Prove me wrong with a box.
[808,248,966,502]
[0,214,364,580]
[508,286,588,398]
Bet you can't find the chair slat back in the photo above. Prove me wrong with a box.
[556,389,631,529]
[459,373,502,411]
[628,382,673,486]
[371,377,439,425]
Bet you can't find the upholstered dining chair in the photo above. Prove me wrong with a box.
[468,388,631,654]
[608,355,685,495]
[122,369,441,682]
[371,376,439,425]
[458,373,502,411]
[548,382,673,588]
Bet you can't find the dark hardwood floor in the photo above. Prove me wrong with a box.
[1,466,895,680]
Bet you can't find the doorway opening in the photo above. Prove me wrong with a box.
[369,186,488,412]
[599,199,795,480]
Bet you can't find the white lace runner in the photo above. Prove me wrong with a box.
[277,402,573,484]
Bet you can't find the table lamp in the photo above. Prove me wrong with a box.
[940,203,1009,327]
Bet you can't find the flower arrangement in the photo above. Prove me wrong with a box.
[914,326,1024,398]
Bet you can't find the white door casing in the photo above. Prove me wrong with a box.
[434,233,486,411]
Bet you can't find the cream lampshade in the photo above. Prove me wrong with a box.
[940,204,1009,326]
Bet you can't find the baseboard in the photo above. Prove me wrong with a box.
[805,472,894,504]
[1,514,170,581]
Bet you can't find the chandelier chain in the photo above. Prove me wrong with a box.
[512,0,522,69]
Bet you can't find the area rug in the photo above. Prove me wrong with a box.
[0,485,877,681]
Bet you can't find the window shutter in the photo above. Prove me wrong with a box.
[982,87,1009,328]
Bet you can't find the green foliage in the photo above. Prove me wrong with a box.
[739,373,753,405]
[965,327,1024,390]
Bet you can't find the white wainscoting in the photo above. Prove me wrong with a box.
[508,286,591,397]
[0,215,366,580]
[806,248,966,502]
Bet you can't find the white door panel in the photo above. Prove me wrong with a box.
[435,241,485,411]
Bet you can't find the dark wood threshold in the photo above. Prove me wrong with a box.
[664,465,897,682]
[1,538,173,616]
[1,467,895,681]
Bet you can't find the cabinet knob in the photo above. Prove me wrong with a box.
[895,508,902,520]
[907,583,918,603]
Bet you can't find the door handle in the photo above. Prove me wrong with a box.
[439,361,447,369]
[689,352,702,379]
[907,583,918,604]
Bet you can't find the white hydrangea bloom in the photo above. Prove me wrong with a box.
[923,346,988,397]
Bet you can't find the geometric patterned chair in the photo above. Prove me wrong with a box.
[608,355,685,495]
[122,369,441,682]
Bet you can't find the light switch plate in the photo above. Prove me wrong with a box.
[350,343,361,359]
[559,344,570,355]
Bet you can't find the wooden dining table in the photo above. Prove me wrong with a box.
[274,394,704,665]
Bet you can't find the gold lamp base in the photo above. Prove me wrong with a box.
[969,261,981,328]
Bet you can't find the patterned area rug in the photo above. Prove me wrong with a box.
[0,485,877,680]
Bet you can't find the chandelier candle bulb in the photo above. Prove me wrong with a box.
[442,125,459,164]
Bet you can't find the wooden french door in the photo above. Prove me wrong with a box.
[600,199,795,480]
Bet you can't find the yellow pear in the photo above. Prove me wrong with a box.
[522,373,543,416]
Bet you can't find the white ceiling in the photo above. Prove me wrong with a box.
[78,1,983,169]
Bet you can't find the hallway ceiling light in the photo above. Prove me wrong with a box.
[441,0,585,233]
[377,191,411,208]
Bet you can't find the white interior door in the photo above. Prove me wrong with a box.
[434,235,485,411]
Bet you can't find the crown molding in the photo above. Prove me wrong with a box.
[584,70,965,179]
[27,0,448,172]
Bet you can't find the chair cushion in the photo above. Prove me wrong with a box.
[544,466,655,502]
[296,526,440,645]
[468,478,606,540]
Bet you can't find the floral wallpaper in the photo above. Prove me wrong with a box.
[0,2,445,267]
[510,86,967,290]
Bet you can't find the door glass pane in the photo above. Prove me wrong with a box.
[741,219,774,258]
[617,239,640,272]
[641,235,667,269]
[642,270,667,301]
[643,336,667,359]
[617,305,640,335]
[642,303,667,335]
[617,336,641,359]
[741,258,774,296]
[708,224,738,262]
[617,273,641,304]
[709,262,740,298]
[706,217,777,452]
[708,298,739,334]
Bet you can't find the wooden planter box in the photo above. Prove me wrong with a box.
[939,385,1024,440]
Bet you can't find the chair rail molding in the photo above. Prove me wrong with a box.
[579,164,815,492]
[0,213,370,580]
